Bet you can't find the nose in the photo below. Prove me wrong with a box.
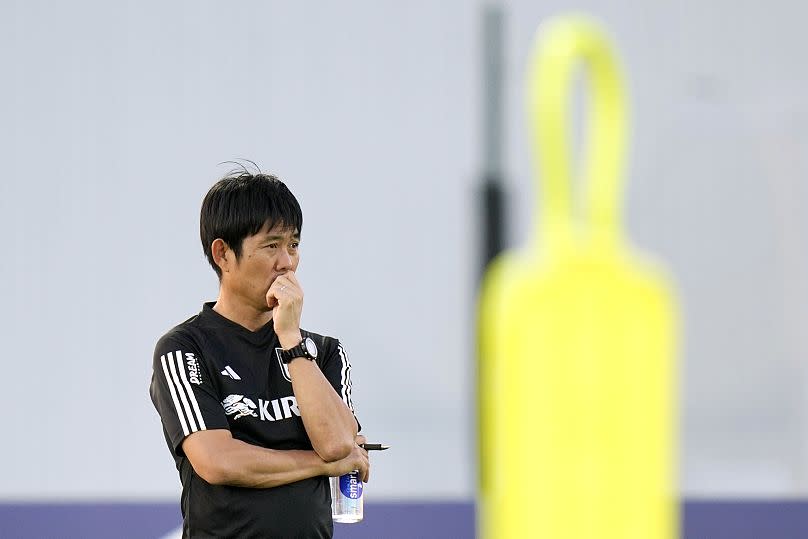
[276,249,293,271]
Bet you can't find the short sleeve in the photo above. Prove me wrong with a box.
[319,338,360,430]
[149,334,230,455]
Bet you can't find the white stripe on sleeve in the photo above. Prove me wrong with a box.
[173,350,207,430]
[337,343,354,411]
[160,354,190,437]
[167,351,199,432]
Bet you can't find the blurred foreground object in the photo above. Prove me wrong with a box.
[477,14,679,539]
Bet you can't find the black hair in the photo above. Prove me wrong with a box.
[200,165,303,279]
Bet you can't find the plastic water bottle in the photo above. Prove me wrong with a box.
[330,471,363,523]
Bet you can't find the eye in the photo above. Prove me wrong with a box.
[267,243,278,249]
[290,242,300,249]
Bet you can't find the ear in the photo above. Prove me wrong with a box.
[211,238,232,274]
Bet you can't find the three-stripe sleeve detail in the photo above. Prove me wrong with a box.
[337,343,354,411]
[160,354,189,437]
[174,351,207,430]
[161,350,207,435]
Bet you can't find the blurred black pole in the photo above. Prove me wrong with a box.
[476,3,507,517]
[479,5,506,275]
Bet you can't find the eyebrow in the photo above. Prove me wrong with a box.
[263,233,301,242]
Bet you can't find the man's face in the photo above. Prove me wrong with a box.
[224,222,300,311]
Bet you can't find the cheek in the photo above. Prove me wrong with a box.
[242,255,269,279]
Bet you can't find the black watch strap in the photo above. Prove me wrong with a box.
[280,336,318,364]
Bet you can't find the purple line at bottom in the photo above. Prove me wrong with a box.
[1,500,807,538]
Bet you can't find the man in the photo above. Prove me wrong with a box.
[150,170,369,538]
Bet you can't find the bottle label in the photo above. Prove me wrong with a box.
[339,472,363,500]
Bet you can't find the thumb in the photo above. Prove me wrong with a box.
[266,289,279,309]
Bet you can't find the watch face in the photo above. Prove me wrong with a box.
[304,337,318,357]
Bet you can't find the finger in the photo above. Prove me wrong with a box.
[272,276,290,292]
[272,276,301,299]
[271,277,297,299]
[355,435,367,446]
[266,288,279,309]
[284,271,302,289]
[277,272,304,297]
[362,460,370,483]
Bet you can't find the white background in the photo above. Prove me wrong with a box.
[1,0,807,500]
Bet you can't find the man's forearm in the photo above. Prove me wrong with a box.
[221,442,328,488]
[183,430,330,488]
[288,359,358,461]
[273,296,357,461]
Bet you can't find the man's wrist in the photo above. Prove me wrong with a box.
[278,332,303,350]
[320,457,335,477]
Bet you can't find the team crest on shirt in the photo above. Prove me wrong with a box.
[274,348,292,382]
[221,394,258,420]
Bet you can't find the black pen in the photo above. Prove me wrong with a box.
[360,443,390,451]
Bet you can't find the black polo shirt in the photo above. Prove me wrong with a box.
[149,302,357,539]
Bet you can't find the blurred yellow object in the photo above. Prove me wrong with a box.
[478,14,679,539]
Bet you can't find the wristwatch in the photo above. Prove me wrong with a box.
[280,336,319,364]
